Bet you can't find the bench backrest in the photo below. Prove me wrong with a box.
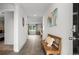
[48,34,61,53]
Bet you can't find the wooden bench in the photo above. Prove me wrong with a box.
[41,34,61,55]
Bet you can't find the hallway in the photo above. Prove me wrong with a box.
[19,35,44,55]
[0,3,73,55]
[7,35,44,55]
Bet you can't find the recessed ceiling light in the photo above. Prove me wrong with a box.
[33,14,37,16]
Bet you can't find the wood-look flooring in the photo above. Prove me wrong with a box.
[0,35,44,55]
[0,41,13,55]
[17,35,44,55]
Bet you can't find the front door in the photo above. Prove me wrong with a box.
[73,3,79,55]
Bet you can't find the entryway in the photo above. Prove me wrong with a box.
[18,35,44,55]
[28,24,42,35]
[0,11,14,54]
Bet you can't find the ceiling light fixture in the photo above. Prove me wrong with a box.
[33,14,37,16]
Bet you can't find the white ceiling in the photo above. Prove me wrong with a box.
[0,3,52,23]
[20,3,51,17]
[20,3,51,23]
[27,16,43,24]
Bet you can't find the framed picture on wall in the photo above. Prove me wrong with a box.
[51,8,58,26]
[22,17,24,27]
[47,8,58,27]
[47,16,52,27]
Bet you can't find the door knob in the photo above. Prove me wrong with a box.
[69,37,76,40]
[69,37,73,40]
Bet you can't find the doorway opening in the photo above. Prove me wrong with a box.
[28,24,42,35]
[0,16,4,45]
[0,11,14,54]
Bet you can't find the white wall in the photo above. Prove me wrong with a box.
[43,3,73,55]
[18,5,28,52]
[4,11,14,45]
[14,4,28,52]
